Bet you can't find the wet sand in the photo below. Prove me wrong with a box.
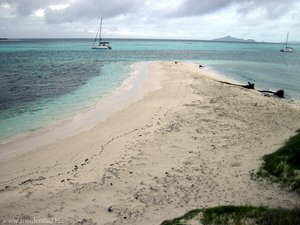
[0,61,300,225]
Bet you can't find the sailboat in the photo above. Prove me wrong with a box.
[92,18,112,50]
[280,32,295,52]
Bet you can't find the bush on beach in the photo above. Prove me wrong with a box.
[161,205,300,225]
[161,130,300,225]
[257,129,300,193]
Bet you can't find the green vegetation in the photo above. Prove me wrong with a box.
[160,206,300,225]
[257,129,300,193]
[161,209,202,225]
[161,131,300,225]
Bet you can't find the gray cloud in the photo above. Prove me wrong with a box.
[1,0,299,42]
[4,0,61,16]
[170,0,299,18]
[169,0,236,16]
[44,0,139,24]
[4,0,299,22]
[237,0,298,19]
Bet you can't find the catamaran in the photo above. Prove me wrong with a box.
[280,32,295,52]
[92,18,112,50]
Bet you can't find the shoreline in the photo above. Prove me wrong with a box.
[0,62,166,160]
[204,61,300,102]
[1,61,300,224]
[1,60,299,159]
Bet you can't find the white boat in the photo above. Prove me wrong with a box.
[280,32,295,52]
[92,18,111,50]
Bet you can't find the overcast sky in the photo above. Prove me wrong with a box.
[1,0,300,42]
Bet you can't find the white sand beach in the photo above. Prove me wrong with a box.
[0,61,300,225]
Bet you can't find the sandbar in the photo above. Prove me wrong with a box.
[0,61,300,225]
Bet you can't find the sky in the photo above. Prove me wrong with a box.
[0,0,300,42]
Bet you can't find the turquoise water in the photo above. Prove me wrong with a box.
[0,39,299,142]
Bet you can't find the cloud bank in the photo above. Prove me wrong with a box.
[1,0,300,42]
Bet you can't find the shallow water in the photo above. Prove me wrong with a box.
[0,39,299,142]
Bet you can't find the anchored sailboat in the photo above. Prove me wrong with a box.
[280,32,295,52]
[92,18,112,50]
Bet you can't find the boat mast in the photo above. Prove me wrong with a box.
[92,29,99,47]
[285,31,289,48]
[99,17,103,43]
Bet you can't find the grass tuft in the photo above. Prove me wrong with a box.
[257,130,300,192]
[202,206,266,225]
[161,209,202,225]
[160,206,300,225]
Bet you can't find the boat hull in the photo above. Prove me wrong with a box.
[91,46,111,50]
[280,47,295,53]
[91,45,112,50]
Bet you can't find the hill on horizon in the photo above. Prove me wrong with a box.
[211,35,256,43]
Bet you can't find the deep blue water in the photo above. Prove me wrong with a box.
[0,38,299,142]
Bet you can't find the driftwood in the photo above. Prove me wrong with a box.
[218,81,285,98]
[219,81,255,89]
[258,90,284,98]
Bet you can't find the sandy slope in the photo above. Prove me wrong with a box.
[0,61,300,225]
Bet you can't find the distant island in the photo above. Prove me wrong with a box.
[211,35,256,43]
[0,38,20,42]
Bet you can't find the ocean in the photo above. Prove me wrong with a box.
[0,38,299,143]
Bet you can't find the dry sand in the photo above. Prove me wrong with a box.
[0,61,300,225]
